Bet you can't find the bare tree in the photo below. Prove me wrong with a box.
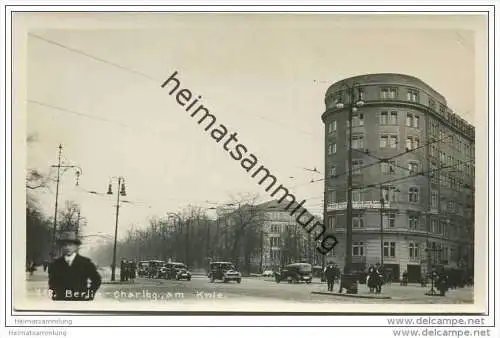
[217,193,265,273]
[58,201,84,234]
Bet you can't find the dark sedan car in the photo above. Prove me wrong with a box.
[275,263,313,284]
[165,262,192,281]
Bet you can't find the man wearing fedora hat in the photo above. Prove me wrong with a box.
[48,231,102,301]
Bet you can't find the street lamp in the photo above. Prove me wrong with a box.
[167,212,183,262]
[50,144,83,260]
[333,83,364,274]
[107,176,127,281]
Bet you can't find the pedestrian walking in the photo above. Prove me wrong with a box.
[401,270,408,286]
[28,261,36,276]
[324,262,336,292]
[367,265,377,293]
[375,264,384,294]
[436,272,449,296]
[129,260,136,282]
[120,259,126,282]
[48,231,101,301]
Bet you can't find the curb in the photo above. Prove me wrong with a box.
[312,291,392,299]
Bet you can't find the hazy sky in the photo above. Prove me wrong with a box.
[23,13,481,256]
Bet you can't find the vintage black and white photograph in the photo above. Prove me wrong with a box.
[11,11,489,315]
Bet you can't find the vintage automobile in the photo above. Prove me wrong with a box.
[275,263,313,284]
[165,262,192,281]
[262,270,275,277]
[147,260,165,278]
[208,261,241,283]
[137,261,150,277]
[157,263,169,279]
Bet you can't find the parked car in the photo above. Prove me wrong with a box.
[147,260,165,278]
[157,263,169,279]
[165,262,192,281]
[208,261,241,283]
[262,270,274,277]
[276,263,313,284]
[137,261,150,277]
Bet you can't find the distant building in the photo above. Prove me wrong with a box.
[256,200,323,271]
[322,73,475,282]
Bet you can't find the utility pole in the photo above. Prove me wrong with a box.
[260,229,264,273]
[51,144,63,259]
[206,218,210,261]
[345,94,354,274]
[342,83,364,274]
[380,185,385,266]
[423,112,438,296]
[108,176,127,282]
[50,144,82,260]
[323,190,328,269]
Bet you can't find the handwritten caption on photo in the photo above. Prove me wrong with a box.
[32,288,224,301]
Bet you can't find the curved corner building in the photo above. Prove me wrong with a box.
[321,73,475,282]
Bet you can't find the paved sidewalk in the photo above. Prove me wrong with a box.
[311,282,473,303]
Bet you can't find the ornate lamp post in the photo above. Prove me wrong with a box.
[50,144,83,259]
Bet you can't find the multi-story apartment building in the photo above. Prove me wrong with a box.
[257,200,322,271]
[322,73,475,282]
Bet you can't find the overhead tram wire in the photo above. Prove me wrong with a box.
[30,33,474,196]
[327,133,455,182]
[33,98,471,202]
[30,98,325,190]
[28,33,160,83]
[29,33,322,143]
[298,157,475,201]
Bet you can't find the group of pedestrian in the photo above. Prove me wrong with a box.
[367,264,385,294]
[119,259,137,282]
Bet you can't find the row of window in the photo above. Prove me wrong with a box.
[329,86,418,102]
[329,163,469,194]
[328,187,419,203]
[327,112,421,133]
[429,152,474,178]
[329,159,421,177]
[327,85,473,137]
[327,135,421,154]
[328,214,467,237]
[428,123,474,157]
[327,187,420,204]
[351,241,399,258]
[429,164,471,190]
[352,241,453,261]
[331,87,422,104]
[430,192,465,213]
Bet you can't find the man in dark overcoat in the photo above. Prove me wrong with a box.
[48,231,102,301]
[324,263,336,292]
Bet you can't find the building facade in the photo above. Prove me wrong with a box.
[322,73,475,282]
[257,200,323,271]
